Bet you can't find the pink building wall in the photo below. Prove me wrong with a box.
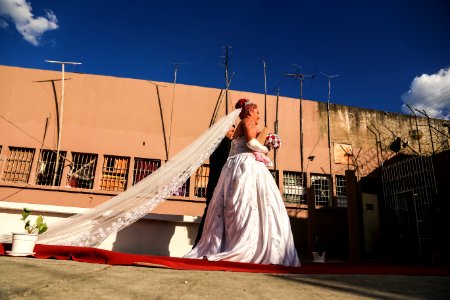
[1,65,448,217]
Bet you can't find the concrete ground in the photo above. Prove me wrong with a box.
[1,256,449,300]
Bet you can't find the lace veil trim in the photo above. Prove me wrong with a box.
[1,109,240,247]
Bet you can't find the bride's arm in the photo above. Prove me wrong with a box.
[244,120,269,154]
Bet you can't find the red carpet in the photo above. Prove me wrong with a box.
[1,243,449,275]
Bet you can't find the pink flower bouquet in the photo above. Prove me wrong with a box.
[265,133,282,149]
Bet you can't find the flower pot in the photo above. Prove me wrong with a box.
[10,232,38,255]
[312,251,326,263]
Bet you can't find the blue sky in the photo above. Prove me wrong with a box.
[1,0,449,118]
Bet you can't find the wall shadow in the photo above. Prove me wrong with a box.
[113,219,175,256]
[267,273,450,299]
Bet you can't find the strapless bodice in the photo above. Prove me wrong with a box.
[229,136,252,156]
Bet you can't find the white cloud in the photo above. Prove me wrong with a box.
[0,0,58,46]
[401,67,450,120]
[0,17,8,28]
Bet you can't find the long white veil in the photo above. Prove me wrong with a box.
[2,109,240,247]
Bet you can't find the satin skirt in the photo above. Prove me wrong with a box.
[184,152,300,267]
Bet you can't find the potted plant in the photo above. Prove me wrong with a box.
[8,208,48,256]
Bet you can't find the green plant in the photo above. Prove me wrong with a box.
[21,208,48,234]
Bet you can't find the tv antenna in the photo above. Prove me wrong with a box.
[44,60,82,187]
[320,72,339,181]
[285,66,315,174]
[165,61,189,157]
[220,46,232,114]
[263,60,268,127]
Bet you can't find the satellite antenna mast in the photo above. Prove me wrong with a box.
[285,67,315,175]
[222,46,232,114]
[45,60,82,187]
[148,81,169,161]
[263,60,267,127]
[165,61,188,157]
[273,87,280,174]
[321,72,339,206]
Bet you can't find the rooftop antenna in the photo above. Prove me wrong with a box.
[148,81,169,161]
[221,46,232,114]
[165,61,189,157]
[273,87,280,176]
[321,72,340,200]
[45,60,82,187]
[285,66,315,175]
[263,60,267,127]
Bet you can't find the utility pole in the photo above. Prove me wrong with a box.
[321,72,339,206]
[45,60,81,187]
[285,69,315,175]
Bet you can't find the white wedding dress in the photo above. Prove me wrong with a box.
[184,136,300,267]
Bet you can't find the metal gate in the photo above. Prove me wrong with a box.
[381,155,438,258]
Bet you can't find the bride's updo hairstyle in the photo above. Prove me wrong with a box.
[236,98,257,119]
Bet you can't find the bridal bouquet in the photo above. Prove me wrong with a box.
[265,133,282,149]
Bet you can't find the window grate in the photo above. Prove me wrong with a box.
[336,175,347,207]
[311,174,331,207]
[67,153,98,189]
[99,156,130,191]
[2,147,35,183]
[35,149,66,186]
[283,171,306,204]
[194,164,210,198]
[132,158,161,185]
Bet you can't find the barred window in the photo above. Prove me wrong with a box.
[194,164,210,198]
[35,150,66,186]
[172,178,190,197]
[283,171,306,204]
[132,158,161,185]
[67,153,98,189]
[2,147,35,183]
[311,174,331,207]
[99,156,130,191]
[336,175,348,207]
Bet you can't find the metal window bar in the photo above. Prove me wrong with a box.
[311,174,331,207]
[172,178,190,197]
[283,171,306,204]
[67,153,98,189]
[2,147,35,183]
[336,175,348,207]
[132,158,161,185]
[99,156,130,192]
[35,149,66,186]
[194,164,210,198]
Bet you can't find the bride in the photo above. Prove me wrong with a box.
[184,99,300,267]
